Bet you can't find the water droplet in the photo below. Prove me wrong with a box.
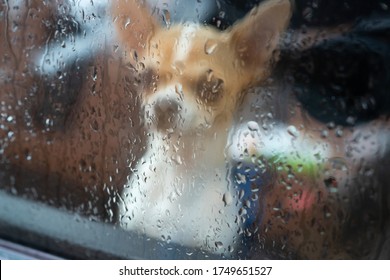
[24,149,32,161]
[79,159,87,172]
[11,187,17,195]
[329,157,348,171]
[92,67,98,81]
[7,131,14,140]
[251,193,259,201]
[327,122,336,129]
[314,153,322,161]
[287,125,299,138]
[137,62,145,71]
[6,115,14,123]
[321,129,329,138]
[222,192,233,206]
[215,241,223,249]
[346,116,356,125]
[174,84,183,97]
[45,118,54,128]
[171,155,182,165]
[124,18,131,29]
[302,7,313,22]
[90,119,99,131]
[12,23,19,32]
[204,39,218,55]
[163,9,171,27]
[324,177,338,192]
[235,172,246,184]
[238,189,245,200]
[206,69,214,82]
[56,71,63,79]
[247,121,259,131]
[172,62,184,75]
[335,128,343,137]
[239,207,247,216]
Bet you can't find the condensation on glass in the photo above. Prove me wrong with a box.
[0,0,389,259]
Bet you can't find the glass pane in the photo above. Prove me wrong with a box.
[0,0,389,259]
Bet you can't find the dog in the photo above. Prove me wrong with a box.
[111,0,292,254]
[2,0,389,259]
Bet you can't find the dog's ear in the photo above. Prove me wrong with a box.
[111,0,159,58]
[228,0,292,85]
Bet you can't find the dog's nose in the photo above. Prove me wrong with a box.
[153,97,181,131]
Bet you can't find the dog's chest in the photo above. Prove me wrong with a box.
[119,135,241,251]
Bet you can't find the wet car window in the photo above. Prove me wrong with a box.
[0,0,389,259]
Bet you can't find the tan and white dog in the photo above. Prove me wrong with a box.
[112,0,292,254]
[2,0,389,259]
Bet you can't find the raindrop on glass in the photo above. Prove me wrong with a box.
[204,39,218,55]
[247,121,260,131]
[287,125,299,138]
[222,192,233,206]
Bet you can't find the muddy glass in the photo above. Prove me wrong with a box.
[0,0,389,259]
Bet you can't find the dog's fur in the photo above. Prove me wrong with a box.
[112,0,292,253]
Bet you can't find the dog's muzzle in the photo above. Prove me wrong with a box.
[145,94,183,132]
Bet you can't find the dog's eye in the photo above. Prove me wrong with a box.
[197,71,224,104]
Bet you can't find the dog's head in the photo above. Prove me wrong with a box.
[112,0,292,134]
